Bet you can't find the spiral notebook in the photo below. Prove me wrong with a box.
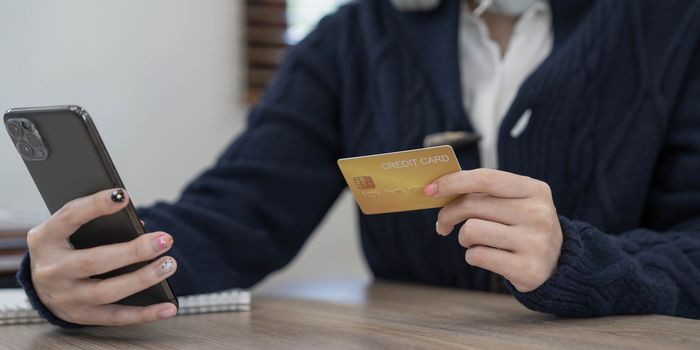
[0,288,250,326]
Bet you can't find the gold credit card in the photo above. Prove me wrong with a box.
[337,145,462,215]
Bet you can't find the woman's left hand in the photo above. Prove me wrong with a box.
[424,169,563,292]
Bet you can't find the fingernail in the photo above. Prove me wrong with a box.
[157,257,176,275]
[111,189,126,203]
[157,305,177,318]
[424,183,437,197]
[435,221,444,236]
[152,234,173,251]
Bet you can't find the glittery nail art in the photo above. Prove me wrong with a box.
[159,258,175,274]
[111,189,126,203]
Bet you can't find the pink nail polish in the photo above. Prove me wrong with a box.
[152,234,172,251]
[158,306,177,318]
[424,183,438,197]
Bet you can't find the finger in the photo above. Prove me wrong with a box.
[83,302,177,326]
[39,188,130,242]
[458,219,518,251]
[426,169,546,199]
[63,231,173,278]
[435,193,527,234]
[464,246,519,281]
[82,256,177,305]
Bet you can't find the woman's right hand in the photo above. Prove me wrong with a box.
[27,188,178,326]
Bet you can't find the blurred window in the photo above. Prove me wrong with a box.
[245,0,349,103]
[286,0,349,44]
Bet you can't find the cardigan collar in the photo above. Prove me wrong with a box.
[389,0,594,131]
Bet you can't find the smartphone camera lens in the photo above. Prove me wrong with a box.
[24,131,43,148]
[5,120,23,139]
[21,120,36,131]
[16,141,34,159]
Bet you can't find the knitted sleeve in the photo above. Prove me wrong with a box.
[509,38,700,319]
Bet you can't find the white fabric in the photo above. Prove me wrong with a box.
[459,1,553,169]
[475,0,542,16]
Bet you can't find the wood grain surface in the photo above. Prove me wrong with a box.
[1,280,699,350]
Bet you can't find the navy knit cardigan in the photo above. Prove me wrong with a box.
[19,0,700,326]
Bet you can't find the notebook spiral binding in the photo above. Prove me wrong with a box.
[0,307,42,326]
[0,289,250,326]
[177,290,251,315]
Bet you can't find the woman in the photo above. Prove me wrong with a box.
[19,0,700,326]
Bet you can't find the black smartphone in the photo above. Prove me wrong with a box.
[3,105,177,308]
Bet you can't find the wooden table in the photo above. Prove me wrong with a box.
[1,280,699,350]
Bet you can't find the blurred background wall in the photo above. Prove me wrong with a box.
[0,0,368,291]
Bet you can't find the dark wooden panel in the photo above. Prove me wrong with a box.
[0,228,28,276]
[0,254,23,275]
[247,88,264,105]
[248,67,277,87]
[247,5,287,26]
[247,47,287,66]
[245,0,287,104]
[247,0,286,6]
[0,228,29,240]
[247,26,287,46]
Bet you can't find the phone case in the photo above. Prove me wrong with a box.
[3,105,177,308]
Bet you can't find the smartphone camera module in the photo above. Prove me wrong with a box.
[7,118,49,161]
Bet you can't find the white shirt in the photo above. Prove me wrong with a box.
[459,1,553,169]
